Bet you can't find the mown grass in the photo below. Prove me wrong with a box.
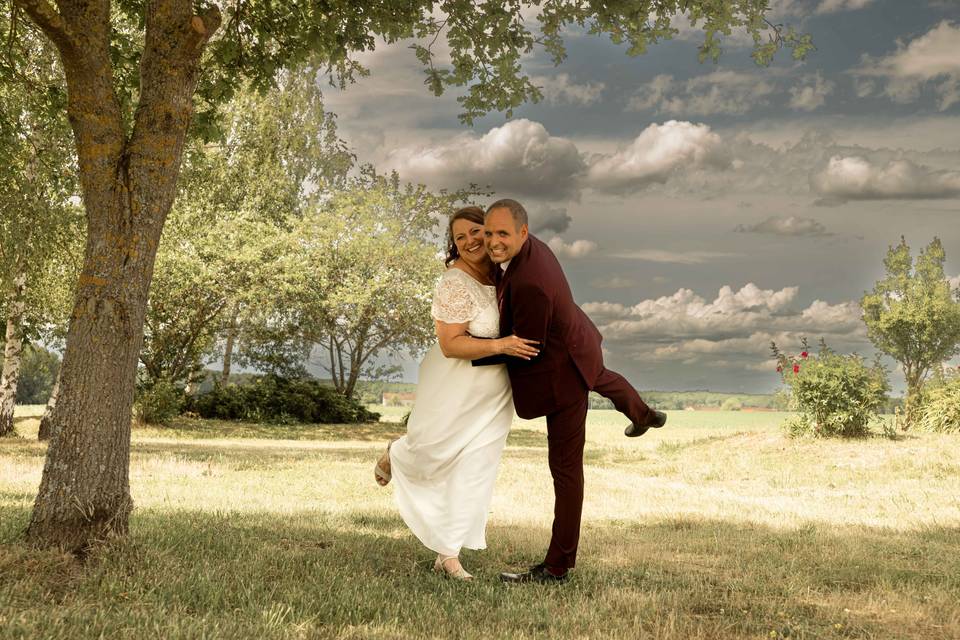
[2,406,959,639]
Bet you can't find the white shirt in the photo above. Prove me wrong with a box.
[500,259,511,271]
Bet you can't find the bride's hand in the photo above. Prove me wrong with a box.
[497,335,540,360]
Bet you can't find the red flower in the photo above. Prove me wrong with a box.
[801,351,808,359]
[793,364,800,373]
[776,365,783,373]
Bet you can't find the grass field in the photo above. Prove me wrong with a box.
[2,405,959,639]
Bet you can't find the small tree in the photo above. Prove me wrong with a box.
[288,171,460,399]
[861,237,960,428]
[0,19,82,437]
[772,338,889,438]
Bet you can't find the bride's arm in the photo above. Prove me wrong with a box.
[435,320,539,360]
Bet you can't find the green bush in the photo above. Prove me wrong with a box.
[185,374,380,424]
[772,340,889,438]
[720,397,743,411]
[15,345,60,405]
[917,370,960,433]
[135,380,185,426]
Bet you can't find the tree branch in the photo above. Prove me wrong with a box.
[12,0,82,60]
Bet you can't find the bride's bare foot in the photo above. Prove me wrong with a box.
[374,443,392,486]
[433,554,473,580]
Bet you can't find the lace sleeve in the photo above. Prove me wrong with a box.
[431,270,480,324]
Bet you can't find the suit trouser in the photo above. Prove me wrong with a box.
[543,367,651,569]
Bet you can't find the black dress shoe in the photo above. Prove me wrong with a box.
[624,409,668,437]
[499,562,569,584]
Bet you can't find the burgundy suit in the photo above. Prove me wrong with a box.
[493,234,651,568]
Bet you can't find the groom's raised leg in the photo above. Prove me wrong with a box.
[543,393,589,570]
[592,368,652,426]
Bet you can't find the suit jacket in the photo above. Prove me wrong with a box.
[476,234,604,419]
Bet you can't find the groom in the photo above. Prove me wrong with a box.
[479,198,666,584]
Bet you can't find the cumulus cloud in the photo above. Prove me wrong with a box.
[735,216,831,237]
[385,119,586,200]
[582,284,867,369]
[627,71,778,116]
[529,206,571,234]
[585,120,730,194]
[547,237,597,258]
[789,72,835,111]
[388,119,734,200]
[531,73,605,106]
[810,155,960,201]
[855,21,960,111]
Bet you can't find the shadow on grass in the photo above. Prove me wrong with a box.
[1,503,958,639]
[656,432,749,455]
[505,428,546,448]
[138,417,407,442]
[130,441,387,467]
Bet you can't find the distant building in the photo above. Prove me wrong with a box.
[382,392,416,407]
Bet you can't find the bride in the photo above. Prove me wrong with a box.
[374,206,539,580]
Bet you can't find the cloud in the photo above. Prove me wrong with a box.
[734,216,831,237]
[855,21,960,111]
[771,0,874,16]
[627,71,778,116]
[547,237,597,258]
[585,120,730,194]
[389,119,738,200]
[813,0,873,13]
[810,155,960,201]
[385,119,586,200]
[789,72,835,111]
[531,73,605,106]
[582,284,867,368]
[950,274,960,290]
[609,250,740,264]
[529,206,571,234]
[591,275,636,289]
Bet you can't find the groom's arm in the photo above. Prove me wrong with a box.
[504,282,550,359]
[473,282,551,367]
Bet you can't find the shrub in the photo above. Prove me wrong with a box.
[135,380,185,426]
[771,339,889,438]
[720,397,743,411]
[15,345,60,405]
[185,374,380,424]
[917,369,960,433]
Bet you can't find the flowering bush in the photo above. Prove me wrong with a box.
[916,368,960,433]
[771,338,889,438]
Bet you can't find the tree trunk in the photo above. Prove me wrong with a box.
[902,368,924,430]
[221,305,239,384]
[0,272,27,437]
[19,0,221,552]
[37,368,61,441]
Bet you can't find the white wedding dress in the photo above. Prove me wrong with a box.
[389,267,514,556]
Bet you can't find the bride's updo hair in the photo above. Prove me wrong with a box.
[445,206,486,266]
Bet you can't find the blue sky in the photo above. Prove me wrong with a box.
[321,0,960,393]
